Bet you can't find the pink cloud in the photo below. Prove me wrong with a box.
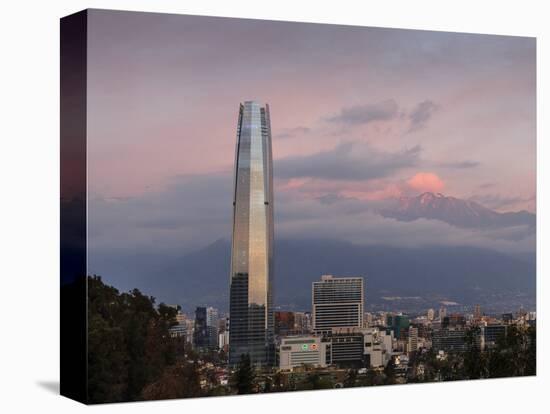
[407,172,445,193]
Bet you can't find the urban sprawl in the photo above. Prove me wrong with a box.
[167,273,535,390]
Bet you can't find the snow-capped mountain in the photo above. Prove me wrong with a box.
[381,192,535,229]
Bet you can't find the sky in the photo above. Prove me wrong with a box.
[86,9,536,277]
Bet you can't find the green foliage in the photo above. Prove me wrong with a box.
[231,354,256,394]
[272,371,284,392]
[359,369,384,386]
[141,362,201,400]
[383,358,397,385]
[486,325,535,378]
[463,325,486,379]
[295,373,334,390]
[87,275,190,403]
[410,325,536,382]
[343,369,358,387]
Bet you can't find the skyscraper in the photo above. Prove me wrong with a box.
[194,306,220,349]
[206,307,219,348]
[194,306,209,349]
[312,275,364,333]
[229,101,274,367]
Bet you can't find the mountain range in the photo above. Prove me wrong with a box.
[380,192,535,229]
[97,192,536,312]
[100,238,535,313]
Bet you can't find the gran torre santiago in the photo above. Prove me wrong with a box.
[228,101,275,367]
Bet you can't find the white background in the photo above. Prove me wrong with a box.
[0,0,547,412]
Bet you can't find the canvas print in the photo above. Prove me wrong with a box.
[60,9,536,404]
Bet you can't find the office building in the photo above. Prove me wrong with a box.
[274,311,296,336]
[278,336,329,371]
[442,314,466,328]
[194,307,209,349]
[391,314,410,340]
[193,306,220,349]
[169,323,186,338]
[432,327,467,352]
[294,311,312,334]
[206,307,219,348]
[482,324,507,350]
[364,312,373,327]
[312,275,364,333]
[408,326,419,354]
[363,328,393,367]
[229,101,274,367]
[473,304,482,320]
[427,308,435,321]
[329,331,365,366]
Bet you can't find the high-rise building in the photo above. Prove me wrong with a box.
[329,332,365,366]
[294,311,312,334]
[312,275,364,332]
[194,306,209,349]
[390,314,410,340]
[439,306,447,320]
[427,308,435,321]
[275,311,296,336]
[432,327,467,352]
[363,328,393,367]
[474,304,482,320]
[194,306,219,349]
[481,324,507,350]
[218,316,230,351]
[229,101,274,367]
[206,307,219,348]
[442,313,466,328]
[364,312,373,327]
[408,326,419,354]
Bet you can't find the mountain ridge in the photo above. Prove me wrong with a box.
[380,192,535,229]
[100,237,535,312]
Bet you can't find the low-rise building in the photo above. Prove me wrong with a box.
[278,335,329,371]
[363,328,393,367]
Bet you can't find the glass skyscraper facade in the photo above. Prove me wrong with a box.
[229,101,274,367]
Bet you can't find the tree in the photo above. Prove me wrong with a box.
[360,369,384,386]
[231,354,255,394]
[525,326,536,376]
[384,359,397,385]
[263,376,273,392]
[141,362,201,400]
[486,325,535,378]
[272,371,285,392]
[344,369,358,387]
[464,325,485,379]
[87,276,129,403]
[298,372,333,390]
[87,276,183,403]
